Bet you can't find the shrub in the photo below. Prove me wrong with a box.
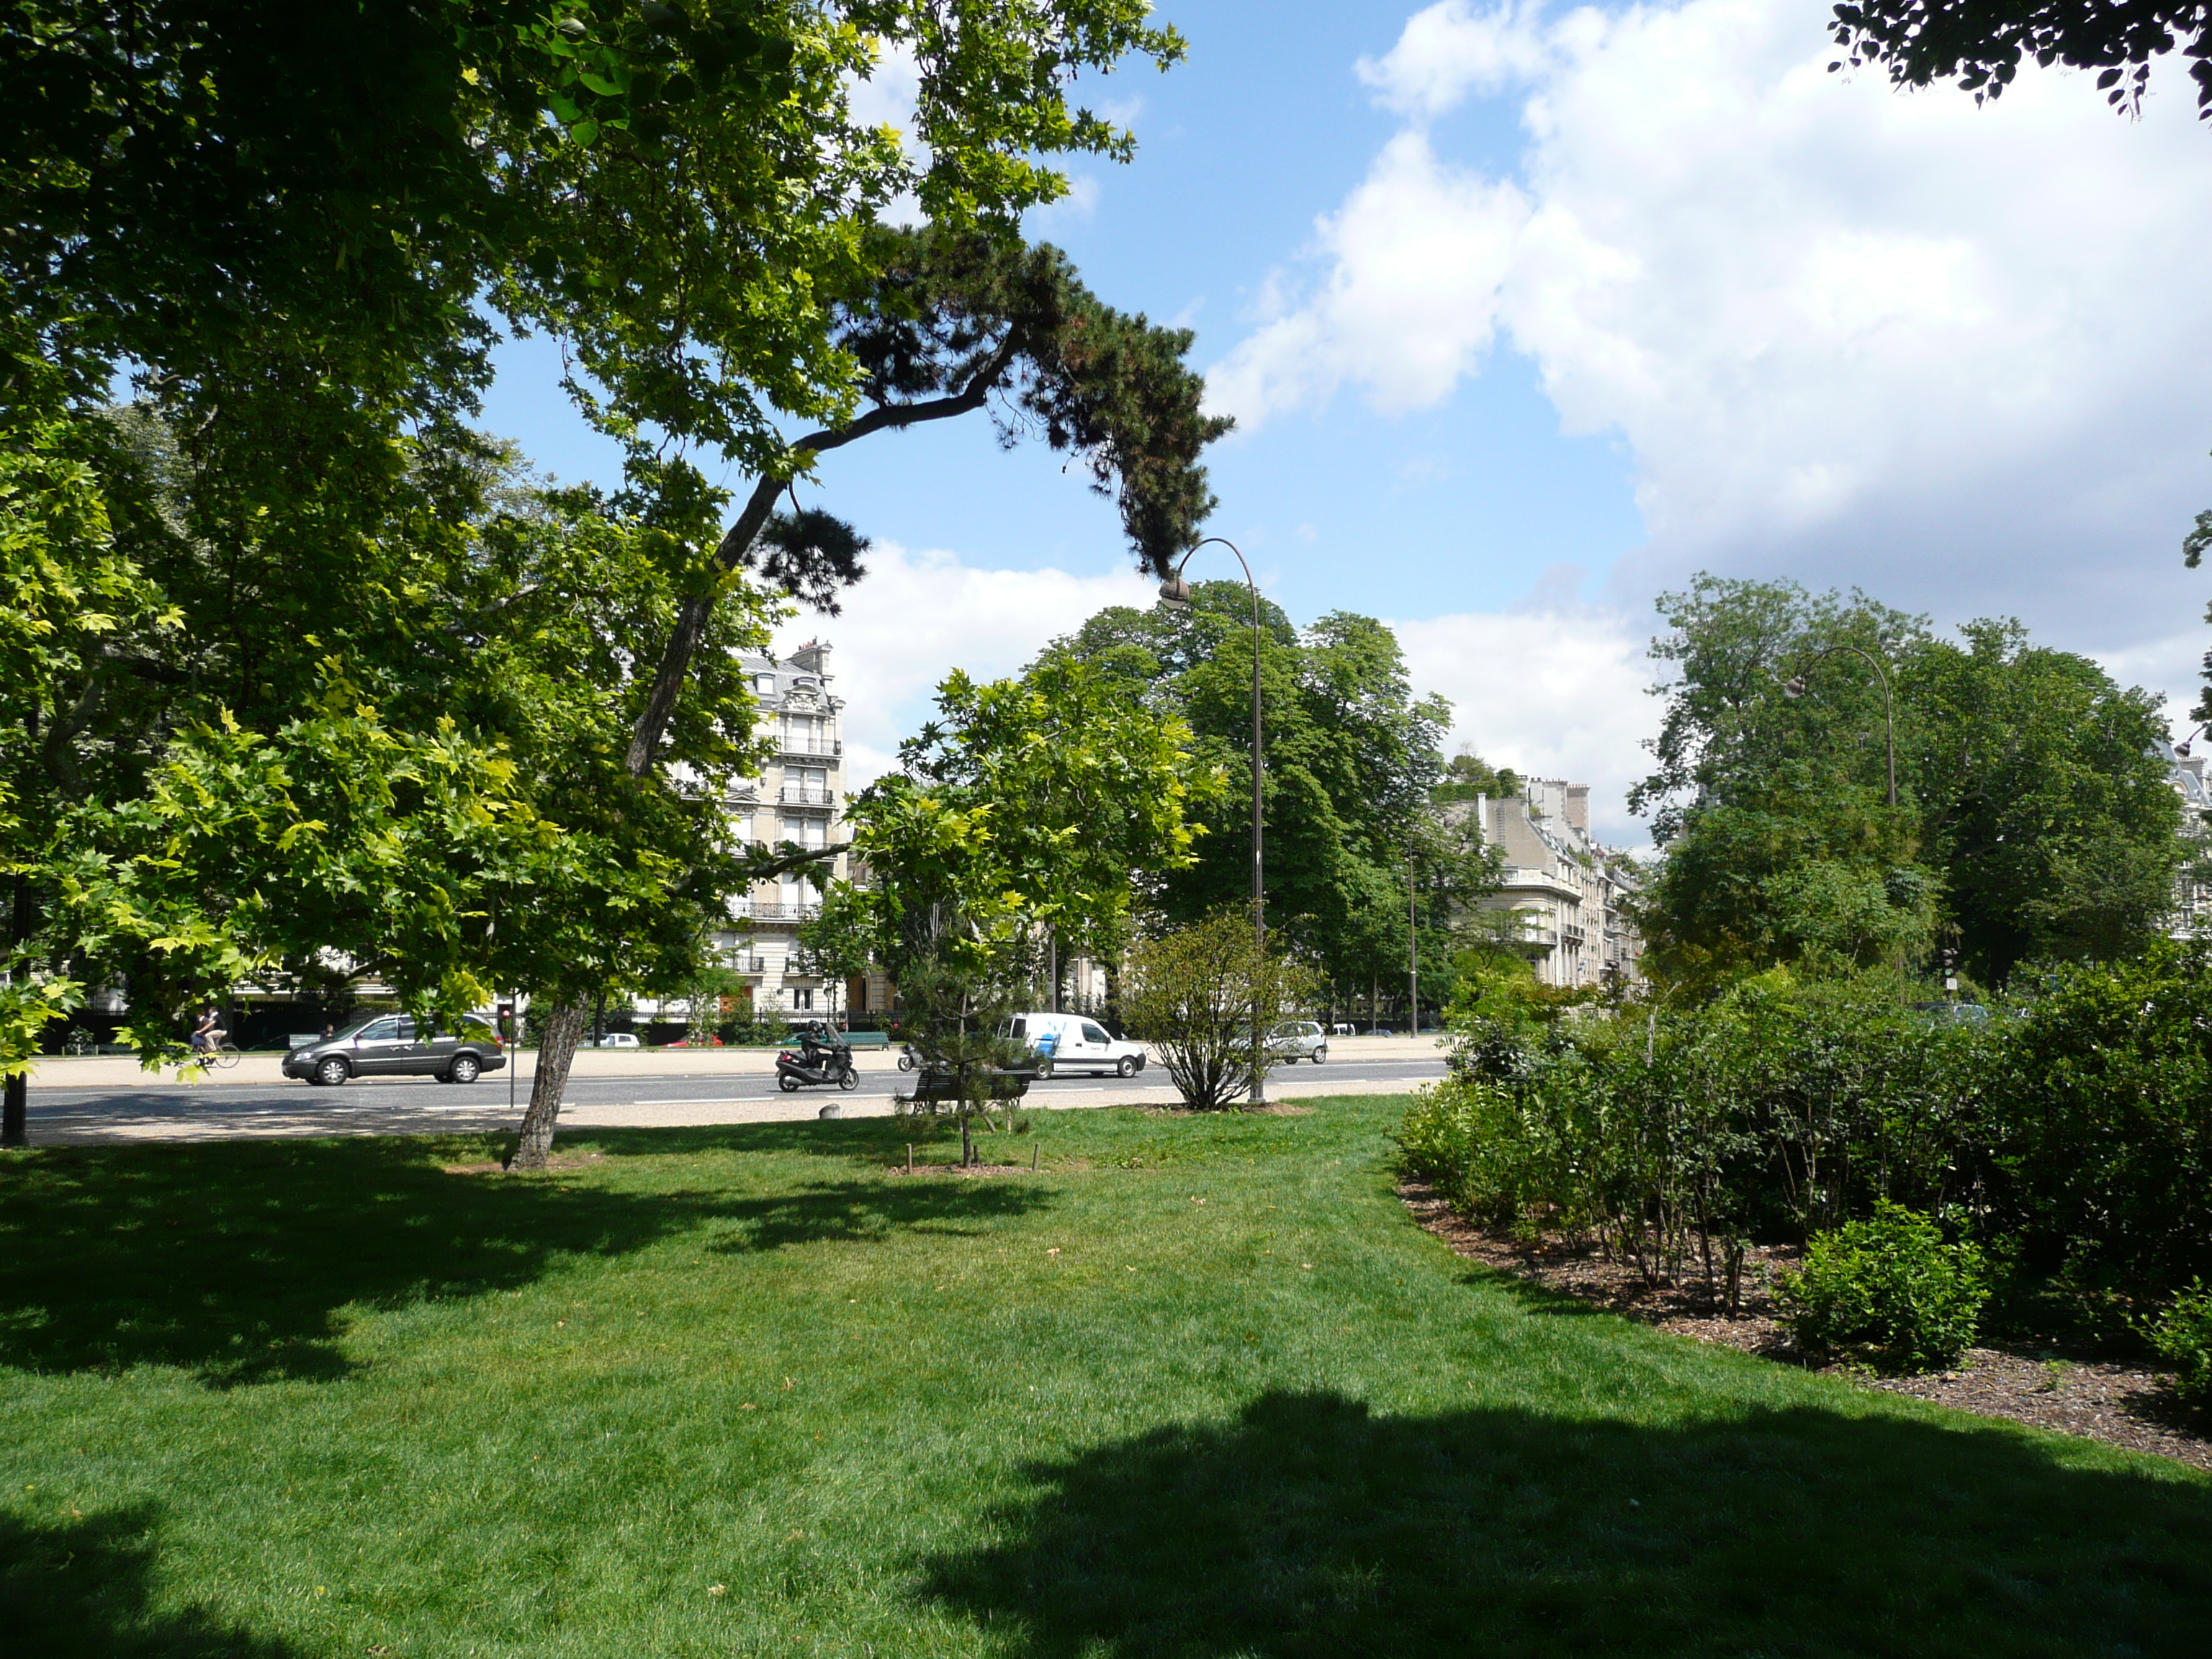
[1776,1203,1987,1372]
[1977,942,2212,1305]
[2148,1284,2212,1405]
[1123,911,1316,1110]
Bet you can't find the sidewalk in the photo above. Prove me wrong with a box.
[30,1033,1451,1091]
[30,1064,1442,1145]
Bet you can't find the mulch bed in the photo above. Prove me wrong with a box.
[1402,1179,2212,1473]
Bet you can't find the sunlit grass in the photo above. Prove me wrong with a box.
[2,1100,2206,1657]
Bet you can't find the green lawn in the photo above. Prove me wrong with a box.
[4,1098,2208,1658]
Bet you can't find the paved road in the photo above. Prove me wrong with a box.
[23,1056,1451,1145]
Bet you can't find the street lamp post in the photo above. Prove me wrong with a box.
[1783,644,1898,809]
[1158,537,1268,1106]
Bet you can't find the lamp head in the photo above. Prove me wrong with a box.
[1156,575,1192,611]
[1782,675,1807,699]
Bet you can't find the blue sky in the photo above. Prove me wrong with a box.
[482,1,2212,842]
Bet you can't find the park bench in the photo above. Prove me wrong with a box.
[833,1030,894,1050]
[895,1061,1046,1112]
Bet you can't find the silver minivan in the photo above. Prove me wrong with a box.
[1268,1020,1328,1064]
[282,1014,507,1087]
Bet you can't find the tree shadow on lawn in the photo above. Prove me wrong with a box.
[922,1389,2212,1658]
[0,1503,305,1659]
[0,1134,1050,1385]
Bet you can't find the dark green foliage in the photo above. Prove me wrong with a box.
[1827,0,2212,122]
[2149,1284,2212,1404]
[1634,577,2184,990]
[1977,943,2212,1303]
[1040,593,1494,1010]
[1776,1203,1989,1372]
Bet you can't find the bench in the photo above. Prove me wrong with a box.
[895,1063,1044,1112]
[833,1030,894,1050]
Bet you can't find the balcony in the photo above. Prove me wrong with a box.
[778,785,836,807]
[727,956,769,974]
[776,737,842,760]
[746,902,821,922]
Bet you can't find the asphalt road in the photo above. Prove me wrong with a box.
[22,1055,1452,1145]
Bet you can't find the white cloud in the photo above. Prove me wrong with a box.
[1394,578,1658,846]
[1214,0,2212,711]
[778,541,1156,785]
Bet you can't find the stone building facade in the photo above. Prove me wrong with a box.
[1453,778,1644,989]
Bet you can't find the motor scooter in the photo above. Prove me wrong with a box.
[776,1036,858,1092]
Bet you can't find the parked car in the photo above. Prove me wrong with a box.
[1006,1012,1148,1077]
[1328,1022,1356,1037]
[581,1032,644,1049]
[282,1014,507,1087]
[1267,1020,1328,1064]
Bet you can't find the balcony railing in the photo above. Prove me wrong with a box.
[727,956,768,974]
[745,902,821,922]
[777,738,842,760]
[778,785,836,806]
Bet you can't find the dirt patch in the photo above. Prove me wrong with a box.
[441,1151,607,1176]
[1402,1178,2212,1473]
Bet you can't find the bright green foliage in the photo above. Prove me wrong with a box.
[1977,943,2212,1305]
[842,655,1213,979]
[1120,909,1318,1110]
[1402,971,1995,1305]
[2149,1284,2212,1404]
[1041,590,1491,1008]
[1429,747,1521,804]
[1777,1203,1988,1373]
[1634,576,2182,990]
[0,1110,2208,1655]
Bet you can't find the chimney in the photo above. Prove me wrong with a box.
[790,639,830,676]
[1565,786,1590,833]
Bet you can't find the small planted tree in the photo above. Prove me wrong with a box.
[897,950,1032,1168]
[1124,910,1316,1110]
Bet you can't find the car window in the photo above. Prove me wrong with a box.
[1081,1022,1109,1044]
[395,1017,419,1041]
[358,1017,400,1040]
[1009,1017,1026,1040]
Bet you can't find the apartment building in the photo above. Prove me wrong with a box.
[2164,737,2211,940]
[677,639,856,1021]
[1450,778,1644,989]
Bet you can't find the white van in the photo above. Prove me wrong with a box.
[1008,1012,1148,1078]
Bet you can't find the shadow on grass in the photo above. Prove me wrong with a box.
[0,1505,302,1658]
[0,1135,1051,1385]
[922,1389,2212,1658]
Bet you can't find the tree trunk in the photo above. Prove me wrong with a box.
[507,999,588,1171]
[3,876,35,1146]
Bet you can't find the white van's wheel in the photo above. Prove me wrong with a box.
[1313,1046,1326,1064]
[1116,1054,1138,1078]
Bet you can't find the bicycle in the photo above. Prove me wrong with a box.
[193,1035,242,1070]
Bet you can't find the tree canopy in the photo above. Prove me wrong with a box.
[1633,576,2185,989]
[1827,0,2212,122]
[1038,587,1493,1010]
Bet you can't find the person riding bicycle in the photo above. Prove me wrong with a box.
[189,1005,224,1056]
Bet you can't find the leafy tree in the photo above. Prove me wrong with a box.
[838,655,1213,984]
[1038,588,1472,1007]
[1121,910,1317,1111]
[0,4,1204,1151]
[1632,576,2181,991]
[1826,0,2212,122]
[1430,747,1521,804]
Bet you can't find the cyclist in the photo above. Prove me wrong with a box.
[189,1004,223,1056]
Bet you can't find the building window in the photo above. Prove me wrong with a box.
[791,989,814,1011]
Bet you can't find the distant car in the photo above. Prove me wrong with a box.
[1268,1020,1328,1064]
[1007,1012,1148,1077]
[581,1032,644,1049]
[282,1014,507,1087]
[1329,1022,1356,1037]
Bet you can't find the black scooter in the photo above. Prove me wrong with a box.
[776,1035,858,1092]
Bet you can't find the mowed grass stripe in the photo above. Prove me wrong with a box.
[1,1098,2206,1658]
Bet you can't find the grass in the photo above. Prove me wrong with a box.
[2,1097,2208,1658]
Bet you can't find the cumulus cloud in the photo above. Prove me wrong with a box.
[1393,577,1658,846]
[1212,0,2212,708]
[778,541,1156,786]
